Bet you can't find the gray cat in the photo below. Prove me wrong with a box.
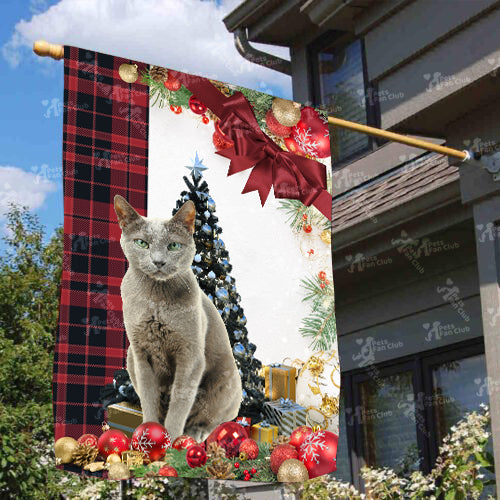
[113,195,242,442]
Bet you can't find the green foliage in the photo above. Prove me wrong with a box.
[140,69,192,109]
[299,275,336,351]
[278,198,330,232]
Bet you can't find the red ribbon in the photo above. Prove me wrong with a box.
[169,72,332,220]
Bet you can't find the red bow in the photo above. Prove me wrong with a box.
[169,72,332,220]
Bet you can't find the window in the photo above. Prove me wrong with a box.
[334,340,489,490]
[310,34,380,164]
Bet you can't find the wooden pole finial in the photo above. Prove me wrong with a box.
[33,40,64,60]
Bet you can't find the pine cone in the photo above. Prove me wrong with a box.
[270,435,290,452]
[150,66,168,83]
[206,459,236,480]
[72,443,99,467]
[206,442,226,460]
[209,79,232,97]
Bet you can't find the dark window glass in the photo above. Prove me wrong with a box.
[317,39,370,162]
[332,394,351,482]
[359,371,420,474]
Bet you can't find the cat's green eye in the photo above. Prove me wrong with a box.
[167,242,182,251]
[134,239,149,249]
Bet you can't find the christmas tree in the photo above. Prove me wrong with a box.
[173,153,266,420]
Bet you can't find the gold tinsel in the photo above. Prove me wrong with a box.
[209,79,232,97]
[206,459,236,480]
[238,451,248,461]
[320,229,331,245]
[277,458,309,482]
[72,443,99,467]
[150,65,168,83]
[206,442,226,460]
[270,435,290,452]
[108,462,131,480]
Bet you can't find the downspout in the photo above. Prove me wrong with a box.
[234,28,291,75]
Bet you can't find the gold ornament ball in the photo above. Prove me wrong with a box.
[119,63,138,83]
[320,229,331,245]
[106,453,122,465]
[277,458,309,482]
[108,462,131,480]
[55,437,78,464]
[272,98,301,127]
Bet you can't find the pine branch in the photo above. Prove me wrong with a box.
[299,304,336,351]
[278,199,330,232]
[140,69,192,109]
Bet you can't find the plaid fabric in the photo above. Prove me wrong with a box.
[54,47,148,441]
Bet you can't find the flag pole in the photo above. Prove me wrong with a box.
[31,39,472,163]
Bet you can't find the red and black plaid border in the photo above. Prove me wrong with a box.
[54,47,148,441]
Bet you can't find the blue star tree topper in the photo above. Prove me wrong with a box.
[185,152,208,180]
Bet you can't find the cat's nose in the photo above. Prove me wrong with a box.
[153,260,166,269]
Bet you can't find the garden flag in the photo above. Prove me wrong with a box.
[54,46,339,481]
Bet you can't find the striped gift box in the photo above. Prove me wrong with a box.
[263,398,307,436]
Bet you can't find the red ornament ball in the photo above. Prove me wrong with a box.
[164,73,181,91]
[239,438,259,460]
[172,435,197,451]
[303,224,312,233]
[131,421,171,462]
[265,109,292,138]
[158,465,178,477]
[270,444,299,474]
[283,136,304,156]
[289,425,313,451]
[189,95,208,115]
[202,115,210,124]
[291,107,330,158]
[97,429,130,459]
[186,444,207,468]
[78,433,98,448]
[212,121,234,151]
[206,421,248,458]
[299,430,338,478]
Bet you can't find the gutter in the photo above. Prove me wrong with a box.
[234,28,291,75]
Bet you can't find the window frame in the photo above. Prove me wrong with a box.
[338,337,486,491]
[308,31,383,168]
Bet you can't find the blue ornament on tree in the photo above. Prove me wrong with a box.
[204,210,211,219]
[233,343,245,356]
[238,315,247,326]
[208,271,216,279]
[194,254,202,263]
[207,294,214,301]
[202,223,212,235]
[215,287,229,301]
[207,198,216,211]
[234,329,243,340]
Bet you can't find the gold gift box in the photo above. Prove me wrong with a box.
[250,421,279,444]
[107,401,143,437]
[263,364,296,400]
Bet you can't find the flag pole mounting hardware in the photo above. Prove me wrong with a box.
[32,40,498,181]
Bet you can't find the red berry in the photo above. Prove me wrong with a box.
[325,279,330,285]
[302,214,308,220]
[170,105,182,114]
[303,224,312,233]
[320,283,326,289]
[243,469,249,474]
[202,115,209,124]
[251,468,257,474]
[234,462,239,468]
[318,271,327,281]
[244,476,250,481]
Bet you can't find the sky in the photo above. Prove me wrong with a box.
[0,0,291,246]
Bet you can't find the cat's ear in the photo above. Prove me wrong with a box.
[171,201,196,234]
[114,195,142,230]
